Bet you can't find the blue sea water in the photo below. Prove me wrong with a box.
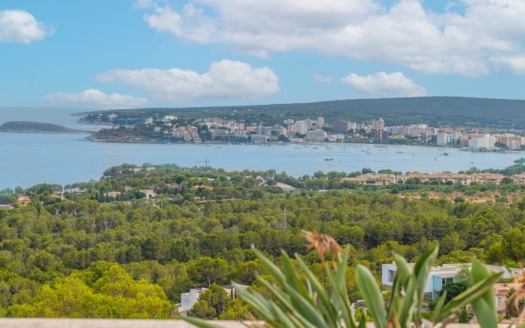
[1,107,524,189]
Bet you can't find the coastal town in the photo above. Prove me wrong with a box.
[88,112,525,151]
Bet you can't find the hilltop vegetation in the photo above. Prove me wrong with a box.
[0,121,85,133]
[0,163,525,319]
[79,96,525,129]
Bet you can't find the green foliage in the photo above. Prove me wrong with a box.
[218,298,251,320]
[505,288,519,319]
[185,242,501,328]
[6,265,173,318]
[193,284,230,318]
[4,164,525,320]
[440,281,469,304]
[457,307,473,323]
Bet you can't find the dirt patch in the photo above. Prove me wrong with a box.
[398,191,522,204]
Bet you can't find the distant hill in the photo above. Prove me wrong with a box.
[0,121,85,133]
[78,96,525,129]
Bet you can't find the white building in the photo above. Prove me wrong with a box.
[305,129,326,142]
[293,121,308,134]
[256,125,271,136]
[437,133,448,146]
[179,285,248,315]
[179,288,208,314]
[163,115,177,121]
[470,134,497,149]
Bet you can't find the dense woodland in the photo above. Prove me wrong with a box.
[79,96,525,129]
[1,163,525,319]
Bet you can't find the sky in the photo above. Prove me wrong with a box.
[1,0,525,110]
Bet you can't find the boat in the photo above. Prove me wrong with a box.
[443,152,449,156]
[325,158,333,161]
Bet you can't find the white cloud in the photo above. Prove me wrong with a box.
[134,0,156,9]
[313,74,332,83]
[492,56,525,75]
[0,9,53,43]
[139,0,525,76]
[43,89,149,109]
[341,72,427,97]
[95,59,279,102]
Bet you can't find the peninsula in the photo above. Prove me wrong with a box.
[80,96,525,151]
[0,121,87,134]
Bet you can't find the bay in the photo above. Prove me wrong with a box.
[0,107,524,189]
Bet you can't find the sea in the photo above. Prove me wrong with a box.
[1,107,524,189]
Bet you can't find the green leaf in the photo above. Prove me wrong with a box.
[397,275,417,327]
[470,259,498,327]
[253,249,285,285]
[280,251,309,299]
[334,247,352,288]
[285,286,329,327]
[355,264,386,328]
[358,308,367,328]
[295,256,340,327]
[234,287,275,323]
[330,279,356,328]
[471,297,498,328]
[471,259,496,313]
[429,291,447,323]
[393,253,412,286]
[412,246,439,309]
[391,253,418,325]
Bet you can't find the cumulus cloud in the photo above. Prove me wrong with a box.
[43,89,149,109]
[341,72,427,97]
[95,59,279,102]
[491,56,525,75]
[313,74,332,83]
[0,9,53,43]
[139,0,525,76]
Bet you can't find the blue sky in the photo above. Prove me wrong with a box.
[1,0,525,109]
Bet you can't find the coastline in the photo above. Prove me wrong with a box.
[0,130,90,134]
[79,136,525,154]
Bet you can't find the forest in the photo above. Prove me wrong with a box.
[1,162,525,319]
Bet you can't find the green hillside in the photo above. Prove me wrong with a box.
[0,121,85,133]
[79,96,525,129]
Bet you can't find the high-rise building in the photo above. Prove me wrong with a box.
[332,121,352,133]
[437,133,448,146]
[306,129,326,142]
[371,118,385,131]
[293,121,307,134]
[317,117,324,128]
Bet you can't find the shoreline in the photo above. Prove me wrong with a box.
[0,130,91,134]
[80,136,525,154]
